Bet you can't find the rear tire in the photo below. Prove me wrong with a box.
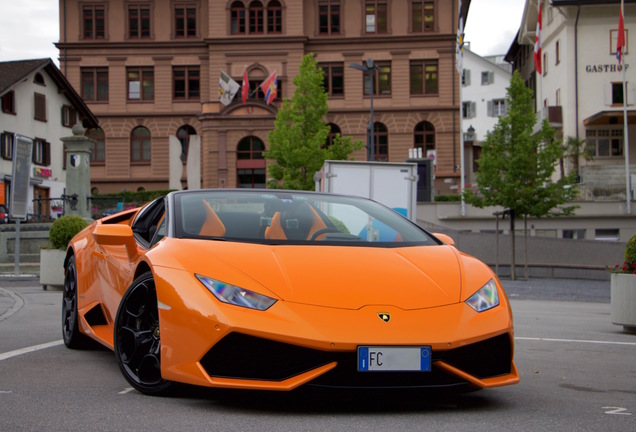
[114,271,172,395]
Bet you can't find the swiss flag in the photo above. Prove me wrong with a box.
[534,3,542,75]
[617,1,626,64]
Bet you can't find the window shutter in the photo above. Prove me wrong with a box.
[44,141,51,166]
[463,69,471,86]
[628,83,636,106]
[470,102,476,118]
[488,72,494,84]
[604,83,613,106]
[487,100,493,117]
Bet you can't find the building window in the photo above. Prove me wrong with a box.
[595,228,619,241]
[1,91,15,114]
[175,4,197,37]
[373,123,389,161]
[318,0,340,35]
[61,105,76,128]
[543,53,547,76]
[32,138,51,166]
[131,126,151,163]
[365,62,391,96]
[34,73,45,85]
[563,229,585,240]
[488,99,506,117]
[87,128,106,165]
[34,93,46,122]
[412,1,434,32]
[231,1,246,34]
[237,136,266,188]
[128,4,151,38]
[462,101,476,119]
[325,123,341,148]
[1,132,14,160]
[81,68,108,102]
[414,121,435,154]
[365,1,388,34]
[127,67,154,101]
[586,128,623,158]
[410,61,438,95]
[83,4,106,39]
[462,69,471,86]
[176,125,196,162]
[249,1,264,34]
[610,82,627,105]
[173,66,200,100]
[481,71,494,85]
[267,0,282,33]
[319,63,344,96]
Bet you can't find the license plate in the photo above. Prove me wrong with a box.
[357,346,431,372]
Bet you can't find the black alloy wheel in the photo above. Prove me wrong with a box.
[62,255,89,348]
[114,271,172,395]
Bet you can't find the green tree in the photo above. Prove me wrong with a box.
[265,54,362,190]
[464,71,578,279]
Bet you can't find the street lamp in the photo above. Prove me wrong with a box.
[349,59,379,161]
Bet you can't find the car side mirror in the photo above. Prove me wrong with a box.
[433,233,455,246]
[93,224,140,261]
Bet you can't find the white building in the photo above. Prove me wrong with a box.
[515,0,635,201]
[0,59,98,220]
[460,46,512,186]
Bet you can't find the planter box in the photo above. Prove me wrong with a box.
[39,249,66,290]
[610,273,636,333]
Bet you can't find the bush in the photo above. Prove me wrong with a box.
[435,194,462,202]
[49,216,89,250]
[625,233,636,269]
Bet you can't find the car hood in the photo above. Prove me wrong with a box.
[165,241,463,310]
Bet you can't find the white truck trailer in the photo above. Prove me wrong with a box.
[315,160,418,222]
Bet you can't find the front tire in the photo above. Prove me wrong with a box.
[114,271,172,395]
[62,255,90,348]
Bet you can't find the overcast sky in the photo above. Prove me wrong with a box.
[0,0,526,65]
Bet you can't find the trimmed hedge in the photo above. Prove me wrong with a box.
[49,216,89,250]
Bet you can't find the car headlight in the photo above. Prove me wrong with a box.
[196,274,277,311]
[465,279,500,312]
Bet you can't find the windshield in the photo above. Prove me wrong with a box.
[173,190,436,245]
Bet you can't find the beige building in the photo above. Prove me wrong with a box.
[57,0,467,194]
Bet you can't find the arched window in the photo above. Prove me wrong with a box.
[414,121,435,155]
[325,123,341,148]
[34,73,45,85]
[131,126,151,163]
[86,127,105,165]
[373,123,388,161]
[176,125,197,163]
[249,1,264,34]
[267,0,282,33]
[231,1,246,34]
[236,136,266,188]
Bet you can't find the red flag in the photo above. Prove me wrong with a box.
[534,3,542,75]
[260,71,277,105]
[241,68,249,104]
[617,0,626,63]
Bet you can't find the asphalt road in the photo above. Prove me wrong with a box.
[0,278,634,431]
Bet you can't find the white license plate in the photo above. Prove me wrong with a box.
[357,346,431,372]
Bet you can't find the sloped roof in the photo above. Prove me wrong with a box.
[0,58,98,128]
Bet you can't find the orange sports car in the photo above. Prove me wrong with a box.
[62,189,519,395]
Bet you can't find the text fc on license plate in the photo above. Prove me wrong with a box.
[357,346,432,372]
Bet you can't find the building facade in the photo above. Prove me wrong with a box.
[0,59,97,219]
[510,0,636,202]
[57,0,468,194]
[460,46,512,187]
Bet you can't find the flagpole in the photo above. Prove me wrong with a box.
[537,0,543,123]
[621,0,632,214]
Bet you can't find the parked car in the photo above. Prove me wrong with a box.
[0,205,8,224]
[62,189,519,395]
